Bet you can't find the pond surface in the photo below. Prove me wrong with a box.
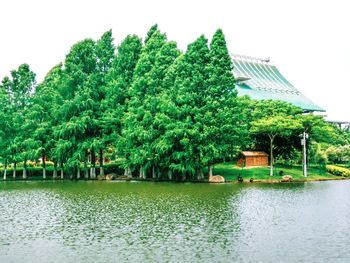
[1,180,350,262]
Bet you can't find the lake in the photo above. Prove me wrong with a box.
[1,180,350,262]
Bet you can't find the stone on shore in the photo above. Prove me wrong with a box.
[281,175,293,182]
[105,174,115,180]
[209,175,225,183]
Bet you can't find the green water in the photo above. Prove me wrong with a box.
[1,181,350,262]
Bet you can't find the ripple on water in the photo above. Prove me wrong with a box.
[1,181,350,262]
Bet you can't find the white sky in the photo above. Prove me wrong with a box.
[1,0,349,120]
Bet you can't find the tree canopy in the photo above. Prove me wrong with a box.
[0,26,347,181]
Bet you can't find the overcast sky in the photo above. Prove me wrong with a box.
[1,0,349,120]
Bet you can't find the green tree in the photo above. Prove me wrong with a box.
[1,64,36,179]
[159,35,210,180]
[202,29,248,177]
[102,34,142,156]
[122,28,173,178]
[0,84,11,179]
[251,115,302,176]
[29,64,64,179]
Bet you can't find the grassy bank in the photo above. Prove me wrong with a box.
[212,163,348,182]
[1,162,348,183]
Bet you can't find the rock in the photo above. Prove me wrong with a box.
[209,175,225,183]
[105,173,115,180]
[281,175,293,182]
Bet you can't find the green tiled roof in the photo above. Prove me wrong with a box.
[232,54,324,112]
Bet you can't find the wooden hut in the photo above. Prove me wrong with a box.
[237,151,268,167]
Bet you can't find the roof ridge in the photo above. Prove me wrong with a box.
[231,53,271,64]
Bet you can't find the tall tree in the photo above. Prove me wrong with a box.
[1,64,36,179]
[159,35,210,180]
[91,30,115,176]
[122,28,171,178]
[202,29,248,177]
[29,64,63,179]
[102,34,143,174]
[0,84,11,179]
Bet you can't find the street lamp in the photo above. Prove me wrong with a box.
[300,131,309,177]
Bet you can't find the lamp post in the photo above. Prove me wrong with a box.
[301,131,309,177]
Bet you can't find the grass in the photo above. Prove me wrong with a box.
[212,162,347,182]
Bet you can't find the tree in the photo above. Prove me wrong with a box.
[122,28,173,178]
[1,64,36,179]
[144,24,158,44]
[29,64,63,179]
[251,115,302,176]
[158,35,210,180]
[0,84,11,179]
[88,30,115,177]
[201,29,248,177]
[102,34,142,153]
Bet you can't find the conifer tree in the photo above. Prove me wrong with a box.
[1,64,36,179]
[202,29,243,177]
[161,36,210,180]
[0,84,11,179]
[102,35,142,169]
[29,64,63,179]
[122,28,180,178]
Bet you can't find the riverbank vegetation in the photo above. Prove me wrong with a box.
[0,25,349,181]
[213,163,349,182]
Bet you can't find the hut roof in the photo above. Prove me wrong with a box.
[241,151,268,157]
[232,54,324,112]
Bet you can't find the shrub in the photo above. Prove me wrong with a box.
[326,165,350,177]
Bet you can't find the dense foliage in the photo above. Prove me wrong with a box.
[0,26,348,180]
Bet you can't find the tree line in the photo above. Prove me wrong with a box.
[0,25,348,180]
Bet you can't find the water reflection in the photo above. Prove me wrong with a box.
[1,181,350,262]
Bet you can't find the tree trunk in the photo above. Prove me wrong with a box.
[139,165,145,179]
[23,159,27,179]
[168,170,173,180]
[84,157,89,179]
[53,161,58,179]
[99,148,104,176]
[269,135,275,177]
[125,166,132,178]
[42,148,46,179]
[3,158,7,180]
[13,162,16,179]
[77,166,81,179]
[152,166,156,179]
[60,162,64,179]
[90,149,96,179]
[197,168,204,180]
[208,164,213,177]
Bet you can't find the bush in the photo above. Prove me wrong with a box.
[326,165,350,177]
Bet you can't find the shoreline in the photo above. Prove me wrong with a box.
[1,176,348,183]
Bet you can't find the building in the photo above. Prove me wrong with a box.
[237,151,269,167]
[232,54,324,112]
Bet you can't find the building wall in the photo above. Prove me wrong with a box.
[245,156,268,167]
